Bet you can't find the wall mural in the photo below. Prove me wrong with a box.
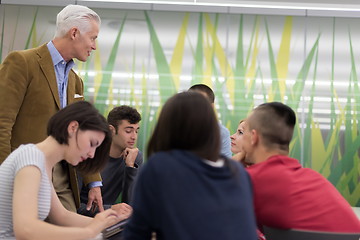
[0,4,359,206]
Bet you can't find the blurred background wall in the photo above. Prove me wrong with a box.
[1,0,360,206]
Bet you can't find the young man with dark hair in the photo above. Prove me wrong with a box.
[189,84,232,158]
[78,105,143,216]
[241,102,360,233]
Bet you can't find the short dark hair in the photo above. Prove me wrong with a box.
[147,91,220,161]
[107,105,141,132]
[248,102,296,151]
[188,84,215,103]
[47,101,111,174]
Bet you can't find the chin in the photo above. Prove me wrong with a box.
[77,56,87,62]
[71,160,80,166]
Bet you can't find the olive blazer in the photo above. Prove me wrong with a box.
[0,43,101,208]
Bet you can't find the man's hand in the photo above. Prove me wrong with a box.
[124,148,139,168]
[87,186,104,213]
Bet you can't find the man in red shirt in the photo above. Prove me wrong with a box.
[241,102,360,233]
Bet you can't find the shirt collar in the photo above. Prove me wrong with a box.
[47,41,74,67]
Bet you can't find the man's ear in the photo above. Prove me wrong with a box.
[69,27,79,40]
[68,121,79,136]
[109,124,116,135]
[250,129,259,146]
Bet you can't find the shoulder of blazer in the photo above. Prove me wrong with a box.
[35,43,52,61]
[15,43,52,66]
[16,43,47,56]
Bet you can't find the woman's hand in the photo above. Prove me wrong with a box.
[111,203,133,220]
[86,202,132,238]
[86,209,120,238]
[232,151,246,163]
[232,151,253,167]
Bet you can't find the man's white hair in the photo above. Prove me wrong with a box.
[54,4,101,38]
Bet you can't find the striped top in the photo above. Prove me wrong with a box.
[0,144,51,239]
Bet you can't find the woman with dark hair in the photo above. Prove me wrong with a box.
[0,101,131,240]
[124,91,258,240]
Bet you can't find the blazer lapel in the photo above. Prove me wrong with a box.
[37,44,61,109]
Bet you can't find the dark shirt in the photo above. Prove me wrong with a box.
[124,150,258,240]
[78,152,143,216]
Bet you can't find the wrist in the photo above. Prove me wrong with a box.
[125,162,135,168]
[85,226,97,239]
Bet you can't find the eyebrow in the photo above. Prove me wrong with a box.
[124,126,140,130]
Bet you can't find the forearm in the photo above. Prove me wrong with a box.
[122,167,138,203]
[123,153,143,203]
[50,207,92,227]
[39,199,122,240]
[14,219,96,240]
